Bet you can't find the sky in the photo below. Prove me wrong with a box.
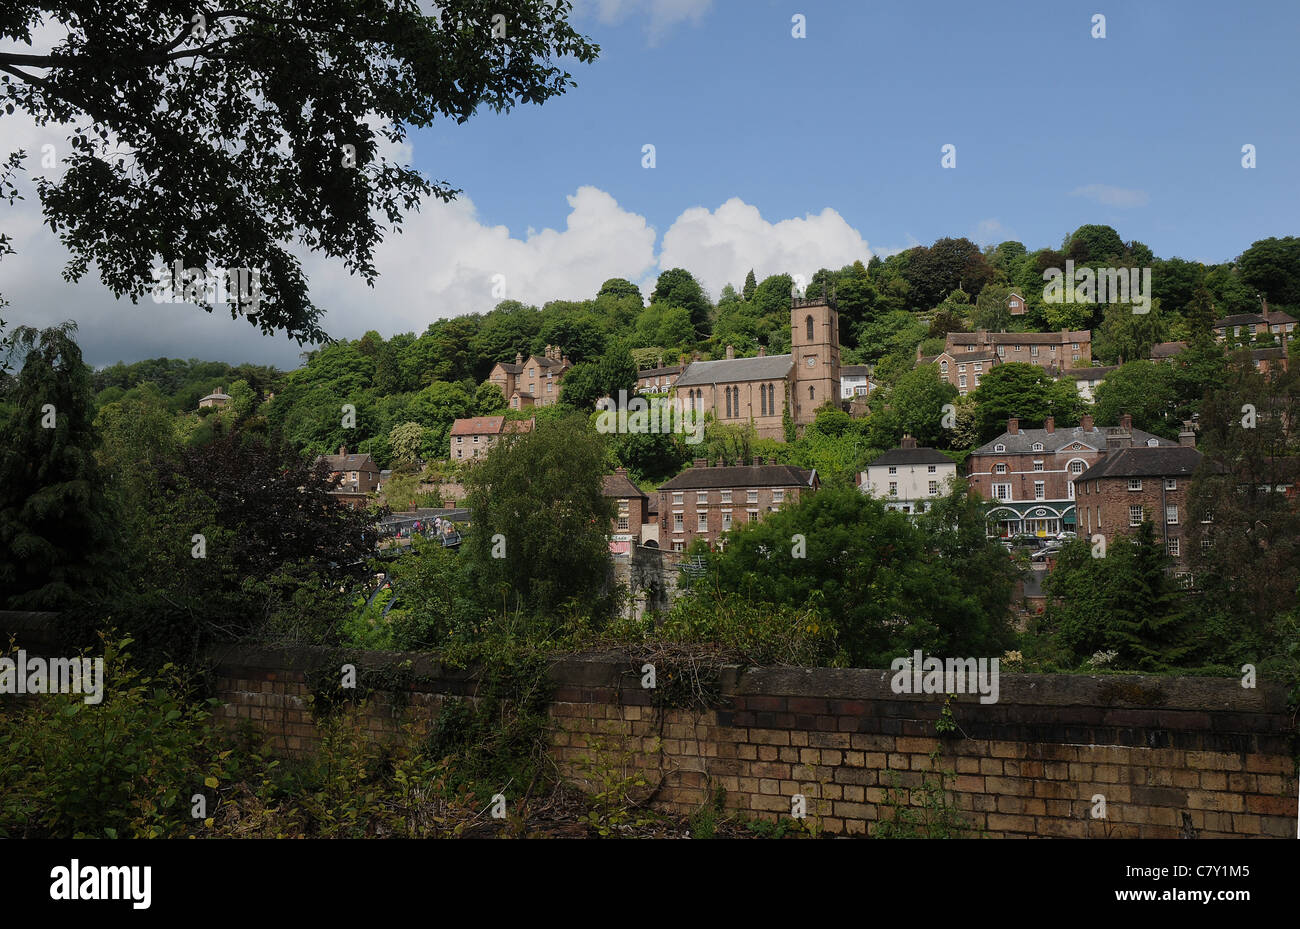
[2,0,1299,369]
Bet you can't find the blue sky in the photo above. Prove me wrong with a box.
[4,0,1299,367]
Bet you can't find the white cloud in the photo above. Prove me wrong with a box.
[656,198,873,298]
[974,218,1009,245]
[574,0,713,44]
[1069,184,1150,209]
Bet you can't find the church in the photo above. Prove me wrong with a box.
[673,292,840,440]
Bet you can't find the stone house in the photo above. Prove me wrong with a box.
[487,345,572,409]
[656,459,818,551]
[315,445,381,509]
[449,416,534,461]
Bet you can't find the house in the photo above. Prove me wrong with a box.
[603,468,649,556]
[968,414,1175,538]
[1248,346,1289,374]
[487,345,572,408]
[1074,424,1209,565]
[1149,341,1188,362]
[636,364,682,394]
[942,329,1092,376]
[1007,291,1027,316]
[672,293,840,441]
[656,458,817,551]
[1265,309,1297,340]
[315,445,381,509]
[858,436,956,514]
[449,416,534,461]
[931,350,998,396]
[1213,313,1271,344]
[1065,365,1117,403]
[840,364,874,400]
[198,386,231,409]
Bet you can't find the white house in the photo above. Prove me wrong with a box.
[1065,365,1116,403]
[857,436,957,514]
[840,364,874,400]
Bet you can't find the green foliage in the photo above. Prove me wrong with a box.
[874,766,974,839]
[970,363,1081,442]
[1092,361,1178,438]
[577,736,656,837]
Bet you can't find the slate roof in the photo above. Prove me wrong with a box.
[1149,341,1187,359]
[1250,347,1286,361]
[1077,446,1211,481]
[942,351,999,364]
[1214,313,1268,328]
[841,364,872,377]
[637,365,682,377]
[1065,365,1117,379]
[675,353,794,386]
[867,446,954,467]
[972,425,1174,456]
[495,362,524,374]
[602,472,647,499]
[948,330,1089,345]
[1265,310,1297,325]
[659,463,815,490]
[317,452,378,471]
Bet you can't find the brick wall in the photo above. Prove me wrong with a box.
[1077,473,1194,563]
[207,644,1297,838]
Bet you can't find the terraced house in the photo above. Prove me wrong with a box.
[968,414,1175,538]
[656,459,817,551]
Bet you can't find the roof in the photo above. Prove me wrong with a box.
[1214,313,1267,328]
[1077,445,1211,482]
[917,354,940,366]
[494,362,523,374]
[1149,341,1187,359]
[638,365,682,377]
[675,353,793,387]
[199,390,231,401]
[317,452,378,471]
[868,446,954,467]
[533,355,567,369]
[973,424,1175,456]
[659,462,815,491]
[602,472,647,499]
[1250,347,1286,361]
[841,364,872,377]
[450,416,505,436]
[1065,365,1118,379]
[947,330,1089,345]
[1265,310,1297,325]
[941,351,998,364]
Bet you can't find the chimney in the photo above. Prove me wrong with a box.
[693,458,707,468]
[1081,413,1094,431]
[900,434,917,449]
[758,346,766,357]
[339,445,347,456]
[1120,413,1133,432]
[1179,421,1197,447]
[693,352,701,361]
[1007,418,1019,435]
[1044,416,1055,434]
[1108,429,1132,450]
[726,344,735,359]
[515,352,523,365]
[615,466,628,475]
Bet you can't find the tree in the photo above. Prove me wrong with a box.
[388,422,426,465]
[972,282,1013,332]
[1237,236,1300,308]
[651,268,712,337]
[462,414,613,618]
[1092,361,1177,437]
[474,381,508,415]
[905,237,993,309]
[890,364,958,446]
[558,363,602,409]
[742,269,757,301]
[1063,224,1125,264]
[971,363,1080,441]
[597,278,642,303]
[0,323,119,608]
[0,3,598,341]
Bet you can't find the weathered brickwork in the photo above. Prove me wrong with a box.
[204,645,1297,839]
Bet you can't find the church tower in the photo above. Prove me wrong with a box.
[789,286,840,430]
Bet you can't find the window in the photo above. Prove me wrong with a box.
[958,363,967,373]
[888,466,897,475]
[806,315,814,341]
[1128,478,1142,491]
[773,489,785,503]
[747,489,758,503]
[529,367,535,378]
[1166,504,1178,525]
[672,492,684,505]
[1032,443,1044,452]
[1014,345,1021,352]
[473,436,479,443]
[927,465,937,473]
[994,444,1006,453]
[993,483,1011,500]
[1030,346,1039,357]
[1200,511,1213,523]
[1072,343,1079,350]
[456,449,462,459]
[966,345,974,353]
[1164,478,1176,490]
[974,363,982,373]
[995,463,1007,474]
[1034,481,1045,500]
[1129,505,1143,526]
[456,436,463,444]
[697,491,708,504]
[720,490,732,504]
[940,361,949,373]
[1072,353,1081,362]
[697,512,709,532]
[1033,460,1044,471]
[1167,538,1180,557]
[888,481,898,495]
[806,357,816,367]
[617,515,629,531]
[722,510,733,530]
[808,385,815,401]
[747,509,759,523]
[1050,345,1057,354]
[673,513,684,532]
[958,375,967,389]
[1070,460,1085,474]
[1201,537,1212,551]
[759,385,767,416]
[547,382,553,393]
[928,481,939,495]
[996,345,1005,356]
[672,540,685,552]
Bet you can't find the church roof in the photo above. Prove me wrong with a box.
[675,353,793,386]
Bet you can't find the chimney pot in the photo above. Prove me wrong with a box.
[1007,418,1019,435]
[1120,413,1133,431]
[900,434,917,449]
[1179,421,1197,447]
[693,458,707,468]
[725,344,735,359]
[339,445,347,456]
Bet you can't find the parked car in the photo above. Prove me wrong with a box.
[1030,544,1063,563]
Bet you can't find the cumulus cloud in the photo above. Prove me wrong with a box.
[656,198,873,298]
[1069,184,1150,208]
[974,218,1010,245]
[574,0,713,44]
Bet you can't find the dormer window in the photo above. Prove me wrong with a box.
[994,444,1006,453]
[1147,438,1159,447]
[1032,443,1044,451]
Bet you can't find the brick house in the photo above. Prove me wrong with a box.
[315,445,380,509]
[449,416,534,461]
[943,329,1092,376]
[968,414,1176,537]
[1212,311,1295,345]
[932,350,998,396]
[603,468,649,555]
[1074,424,1208,564]
[1007,291,1027,316]
[487,345,572,409]
[858,436,957,514]
[636,364,682,394]
[1248,346,1289,375]
[1149,341,1188,362]
[656,459,817,551]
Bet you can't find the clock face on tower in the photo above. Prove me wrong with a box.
[806,357,816,367]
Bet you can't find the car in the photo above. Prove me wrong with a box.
[1055,531,1077,541]
[1030,545,1063,563]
